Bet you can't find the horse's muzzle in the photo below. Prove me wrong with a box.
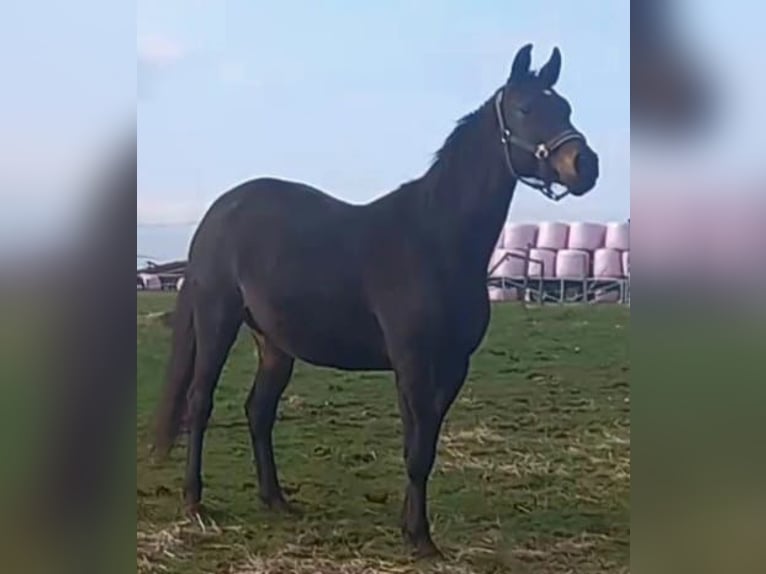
[553,144,599,196]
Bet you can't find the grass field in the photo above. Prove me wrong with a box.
[137,292,629,573]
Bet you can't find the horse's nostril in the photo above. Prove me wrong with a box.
[574,149,597,177]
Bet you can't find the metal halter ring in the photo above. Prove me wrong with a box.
[534,144,550,160]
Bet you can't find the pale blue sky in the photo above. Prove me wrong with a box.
[0,1,133,261]
[137,0,630,261]
[2,1,764,264]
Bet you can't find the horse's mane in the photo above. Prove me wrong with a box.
[432,106,486,165]
[428,95,498,178]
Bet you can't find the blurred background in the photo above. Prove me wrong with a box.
[0,1,764,573]
[633,0,766,182]
[632,2,766,574]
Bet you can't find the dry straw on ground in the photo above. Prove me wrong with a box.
[138,517,241,573]
[138,519,627,574]
[439,422,629,484]
[138,421,628,573]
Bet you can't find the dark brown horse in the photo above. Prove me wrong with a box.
[152,43,599,556]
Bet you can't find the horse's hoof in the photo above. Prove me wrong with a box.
[184,501,206,519]
[402,529,443,560]
[262,496,301,516]
[413,540,443,560]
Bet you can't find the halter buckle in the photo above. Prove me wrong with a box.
[534,144,550,160]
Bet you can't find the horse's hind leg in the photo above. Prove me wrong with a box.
[244,334,295,510]
[183,292,242,513]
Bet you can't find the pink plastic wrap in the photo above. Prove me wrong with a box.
[488,248,527,278]
[535,222,569,250]
[604,221,630,250]
[555,249,591,278]
[494,227,505,249]
[488,248,504,272]
[621,250,630,277]
[594,289,620,303]
[593,248,624,278]
[487,286,519,301]
[567,222,606,251]
[138,273,162,290]
[487,286,504,301]
[527,248,557,278]
[502,222,538,249]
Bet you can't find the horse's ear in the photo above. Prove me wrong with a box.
[537,47,561,88]
[508,43,533,84]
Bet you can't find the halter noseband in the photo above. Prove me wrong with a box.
[494,89,585,201]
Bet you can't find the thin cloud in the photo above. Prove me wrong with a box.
[137,197,208,227]
[218,60,248,85]
[137,35,185,67]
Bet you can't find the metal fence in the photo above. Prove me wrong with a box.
[487,249,630,305]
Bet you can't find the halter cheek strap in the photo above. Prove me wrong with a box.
[494,89,586,202]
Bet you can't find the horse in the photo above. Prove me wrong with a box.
[152,43,599,557]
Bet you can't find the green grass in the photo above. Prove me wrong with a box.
[137,292,629,573]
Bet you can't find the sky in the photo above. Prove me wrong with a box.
[136,0,630,261]
[0,1,134,262]
[4,2,764,264]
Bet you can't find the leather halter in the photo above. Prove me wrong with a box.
[494,89,586,201]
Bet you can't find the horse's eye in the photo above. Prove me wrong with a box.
[516,107,530,117]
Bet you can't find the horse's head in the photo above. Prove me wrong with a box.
[496,44,599,199]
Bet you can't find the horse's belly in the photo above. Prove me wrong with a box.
[254,297,391,371]
[295,337,391,371]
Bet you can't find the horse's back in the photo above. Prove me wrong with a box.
[189,177,357,264]
[219,177,364,273]
[187,177,390,369]
[216,177,354,223]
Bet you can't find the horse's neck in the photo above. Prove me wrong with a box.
[415,111,516,271]
[371,99,515,272]
[423,179,515,274]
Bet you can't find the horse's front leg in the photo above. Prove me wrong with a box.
[395,355,469,557]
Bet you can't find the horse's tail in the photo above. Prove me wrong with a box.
[152,280,196,459]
